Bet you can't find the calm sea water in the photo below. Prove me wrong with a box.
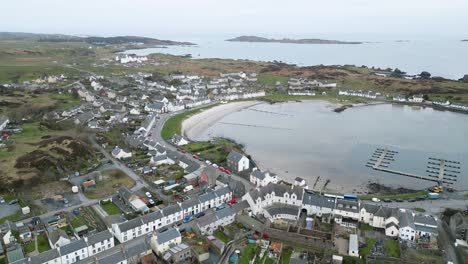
[191,102,468,192]
[125,36,468,79]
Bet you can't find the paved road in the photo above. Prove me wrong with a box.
[366,197,468,216]
[89,136,148,192]
[438,221,465,264]
[149,109,254,192]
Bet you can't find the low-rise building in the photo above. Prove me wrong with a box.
[151,228,182,256]
[226,150,250,173]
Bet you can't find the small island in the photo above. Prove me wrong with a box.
[226,35,362,44]
[462,39,468,42]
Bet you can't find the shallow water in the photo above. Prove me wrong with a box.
[192,102,468,192]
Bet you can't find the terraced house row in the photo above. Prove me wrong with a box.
[112,186,233,243]
[242,183,438,241]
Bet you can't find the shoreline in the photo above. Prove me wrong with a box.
[182,101,263,141]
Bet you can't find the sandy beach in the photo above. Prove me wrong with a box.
[182,101,263,141]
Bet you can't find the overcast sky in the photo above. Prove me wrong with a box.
[2,0,467,39]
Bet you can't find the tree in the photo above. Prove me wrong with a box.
[391,68,406,78]
[462,74,468,83]
[423,94,429,100]
[420,71,431,79]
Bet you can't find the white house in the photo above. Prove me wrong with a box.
[294,177,308,189]
[172,134,189,146]
[150,155,175,166]
[250,169,278,187]
[399,210,416,241]
[151,228,182,256]
[48,228,71,249]
[409,94,424,103]
[226,150,249,172]
[58,239,89,263]
[195,207,236,236]
[130,108,141,115]
[111,146,132,160]
[84,230,115,256]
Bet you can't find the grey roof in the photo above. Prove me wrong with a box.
[248,183,304,202]
[374,206,393,218]
[414,214,437,226]
[251,170,266,180]
[215,207,235,219]
[59,239,87,255]
[118,186,133,201]
[147,102,165,110]
[48,228,69,245]
[86,230,113,245]
[302,192,335,209]
[142,210,163,224]
[155,144,166,154]
[227,150,245,163]
[30,248,60,264]
[196,212,218,228]
[361,203,380,214]
[162,204,182,217]
[125,239,151,258]
[156,228,181,244]
[152,154,168,162]
[181,198,200,210]
[336,200,359,213]
[214,186,232,198]
[199,192,217,203]
[99,251,126,264]
[398,211,415,229]
[415,225,438,234]
[118,218,143,232]
[349,234,358,251]
[232,200,250,213]
[265,205,300,217]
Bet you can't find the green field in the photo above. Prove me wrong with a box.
[280,248,293,264]
[23,242,36,253]
[214,230,231,243]
[414,208,426,212]
[360,238,376,256]
[184,138,244,165]
[0,212,22,224]
[100,201,122,215]
[161,104,219,140]
[239,244,256,264]
[384,240,400,258]
[37,233,51,253]
[258,74,288,85]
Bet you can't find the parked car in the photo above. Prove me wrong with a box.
[8,199,18,205]
[205,160,212,165]
[195,212,205,218]
[183,215,194,223]
[192,155,199,160]
[395,199,404,202]
[181,149,187,153]
[145,192,152,198]
[382,199,392,203]
[148,199,155,206]
[224,169,232,175]
[0,197,5,204]
[212,164,219,168]
[158,227,168,233]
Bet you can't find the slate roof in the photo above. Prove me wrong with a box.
[162,204,182,217]
[214,186,231,197]
[215,207,235,219]
[156,228,181,244]
[385,222,398,229]
[248,183,304,202]
[142,210,163,224]
[199,192,217,203]
[30,248,60,264]
[265,205,300,217]
[86,230,113,245]
[118,218,143,232]
[336,200,359,213]
[415,225,438,234]
[227,150,245,163]
[302,192,335,209]
[251,170,266,180]
[398,211,415,229]
[48,228,69,245]
[414,214,437,227]
[99,251,126,264]
[196,212,218,228]
[181,198,200,210]
[125,239,151,258]
[118,186,133,201]
[59,239,87,255]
